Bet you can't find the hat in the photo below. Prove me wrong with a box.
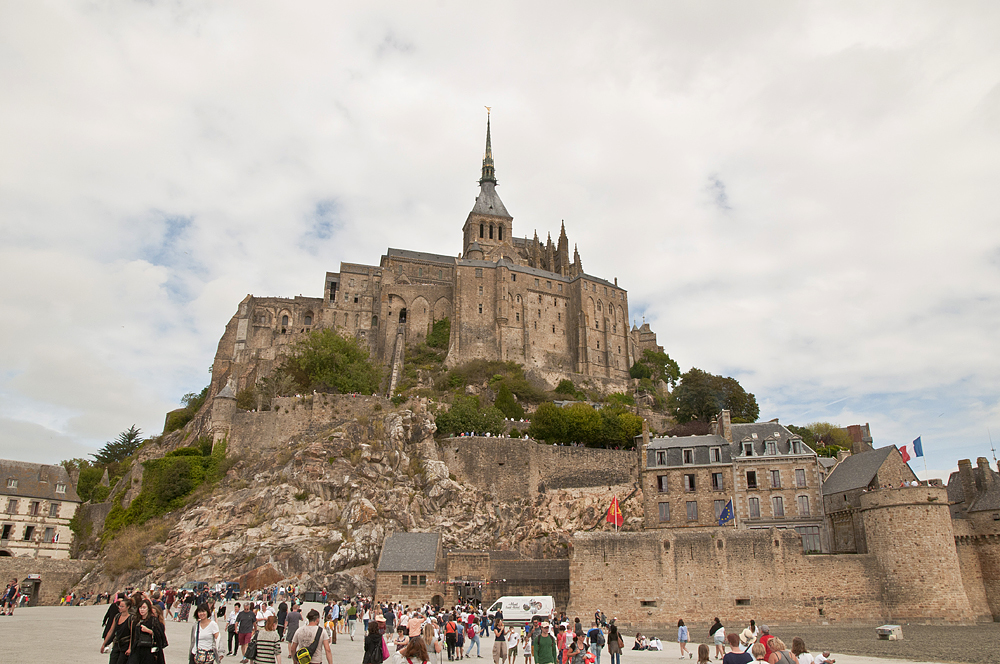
[376,615,387,623]
[542,622,551,628]
[761,625,769,633]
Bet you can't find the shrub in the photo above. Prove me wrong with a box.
[494,383,524,420]
[554,379,578,396]
[164,388,209,434]
[281,329,382,395]
[435,396,505,436]
[426,318,451,349]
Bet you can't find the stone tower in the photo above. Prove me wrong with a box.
[859,485,976,621]
[210,380,237,450]
[462,113,513,256]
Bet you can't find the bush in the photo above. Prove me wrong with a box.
[426,318,451,349]
[629,362,652,380]
[554,380,578,396]
[281,329,382,395]
[164,388,209,434]
[90,484,111,503]
[236,386,256,410]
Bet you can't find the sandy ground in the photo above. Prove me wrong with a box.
[0,604,989,664]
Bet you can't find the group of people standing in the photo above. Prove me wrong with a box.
[675,619,836,664]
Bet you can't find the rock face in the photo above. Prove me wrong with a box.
[74,398,640,596]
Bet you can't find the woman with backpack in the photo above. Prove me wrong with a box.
[364,618,388,664]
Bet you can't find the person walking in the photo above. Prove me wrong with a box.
[532,622,558,664]
[586,621,604,664]
[363,619,387,664]
[128,599,165,664]
[709,619,725,661]
[100,595,133,664]
[606,623,623,664]
[291,609,333,664]
[190,603,222,664]
[446,613,459,661]
[677,620,690,660]
[276,602,288,641]
[567,635,585,664]
[227,603,242,655]
[284,604,302,656]
[465,617,482,658]
[253,615,283,664]
[492,619,509,664]
[235,601,256,662]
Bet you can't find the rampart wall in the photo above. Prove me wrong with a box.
[0,558,91,606]
[439,437,636,498]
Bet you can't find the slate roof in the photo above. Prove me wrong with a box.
[377,532,440,572]
[968,483,1000,512]
[820,447,894,496]
[217,382,236,399]
[0,460,80,502]
[385,248,457,265]
[730,422,812,457]
[646,434,733,468]
[471,182,511,219]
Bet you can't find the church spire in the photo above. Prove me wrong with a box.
[480,109,496,185]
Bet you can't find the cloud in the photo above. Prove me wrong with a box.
[0,1,998,475]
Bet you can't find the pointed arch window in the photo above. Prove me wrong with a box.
[499,225,504,241]
[479,224,484,238]
[489,224,494,240]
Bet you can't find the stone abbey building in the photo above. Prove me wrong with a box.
[210,117,658,398]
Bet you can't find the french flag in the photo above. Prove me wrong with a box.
[900,436,924,463]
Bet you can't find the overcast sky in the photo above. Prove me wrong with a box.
[2,1,999,480]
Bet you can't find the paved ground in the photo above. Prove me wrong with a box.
[0,604,994,664]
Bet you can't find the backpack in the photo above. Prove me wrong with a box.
[593,630,605,647]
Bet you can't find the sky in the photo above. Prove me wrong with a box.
[1,1,999,481]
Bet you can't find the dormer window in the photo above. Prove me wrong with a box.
[683,449,694,465]
[6,479,16,489]
[710,447,722,463]
[743,443,753,457]
[655,451,666,466]
[792,440,803,454]
[766,441,777,455]
[55,483,66,494]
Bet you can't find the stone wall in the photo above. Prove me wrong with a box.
[0,558,90,605]
[569,529,886,629]
[439,437,636,499]
[952,520,994,620]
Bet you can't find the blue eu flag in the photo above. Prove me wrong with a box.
[718,499,734,526]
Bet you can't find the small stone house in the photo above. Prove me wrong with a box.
[822,445,917,553]
[0,460,80,559]
[374,532,444,606]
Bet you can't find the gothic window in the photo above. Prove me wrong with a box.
[282,315,289,326]
[618,346,621,353]
[372,315,378,328]
[489,225,494,239]
[479,224,484,238]
[304,315,312,326]
[438,269,443,279]
[499,225,504,241]
[595,320,599,330]
[418,267,422,277]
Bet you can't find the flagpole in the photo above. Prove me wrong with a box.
[732,495,738,530]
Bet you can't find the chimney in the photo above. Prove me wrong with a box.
[836,449,852,462]
[958,459,977,509]
[977,457,994,490]
[718,410,733,443]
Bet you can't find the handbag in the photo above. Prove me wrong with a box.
[246,633,259,661]
[296,625,325,664]
[381,635,390,661]
[193,623,214,664]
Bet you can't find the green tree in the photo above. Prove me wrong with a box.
[60,459,104,502]
[435,396,505,436]
[281,328,382,394]
[92,425,144,465]
[563,403,603,446]
[528,402,568,444]
[641,349,681,387]
[629,362,652,380]
[668,368,759,424]
[599,403,644,448]
[554,379,578,397]
[494,383,525,420]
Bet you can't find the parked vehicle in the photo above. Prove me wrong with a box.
[181,581,209,594]
[486,596,554,626]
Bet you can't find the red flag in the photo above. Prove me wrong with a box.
[606,495,623,528]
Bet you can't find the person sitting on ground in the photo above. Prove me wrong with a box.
[813,653,834,664]
[632,633,643,651]
[723,634,752,664]
[766,638,796,664]
[790,639,812,664]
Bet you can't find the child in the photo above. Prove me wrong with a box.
[522,630,533,664]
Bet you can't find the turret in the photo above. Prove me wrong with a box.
[211,380,237,450]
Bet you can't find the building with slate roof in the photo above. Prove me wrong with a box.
[1,460,81,559]
[374,531,569,610]
[821,445,916,553]
[208,114,658,400]
[639,410,826,552]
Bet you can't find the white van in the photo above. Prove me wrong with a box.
[486,596,555,625]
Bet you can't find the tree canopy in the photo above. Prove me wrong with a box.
[281,328,382,394]
[528,401,642,448]
[91,425,144,465]
[668,368,759,423]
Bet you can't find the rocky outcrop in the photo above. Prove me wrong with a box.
[74,399,640,596]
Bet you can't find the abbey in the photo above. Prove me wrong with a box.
[210,118,660,397]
